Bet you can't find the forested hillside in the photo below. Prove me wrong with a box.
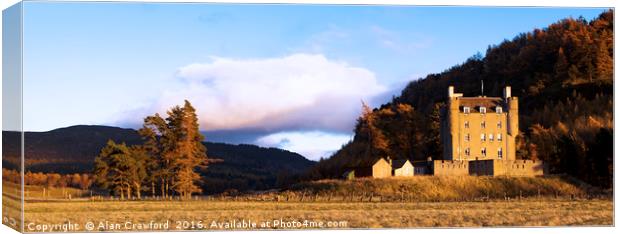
[307,10,613,188]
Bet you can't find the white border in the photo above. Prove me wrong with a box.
[1,1,618,234]
[0,0,618,8]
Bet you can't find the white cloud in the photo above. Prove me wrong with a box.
[256,131,352,161]
[154,53,387,132]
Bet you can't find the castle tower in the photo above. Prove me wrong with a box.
[441,86,518,161]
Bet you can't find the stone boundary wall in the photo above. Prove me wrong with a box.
[469,159,544,176]
[431,160,469,176]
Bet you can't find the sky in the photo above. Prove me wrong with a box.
[15,2,607,160]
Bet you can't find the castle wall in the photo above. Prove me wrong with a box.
[453,110,510,161]
[413,167,428,175]
[431,160,469,176]
[468,159,495,175]
[469,159,545,176]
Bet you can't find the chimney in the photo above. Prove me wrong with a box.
[448,86,454,98]
[503,86,512,99]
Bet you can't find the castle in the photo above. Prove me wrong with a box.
[442,86,517,161]
[437,85,544,176]
[345,86,544,179]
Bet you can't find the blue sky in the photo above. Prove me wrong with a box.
[18,2,607,160]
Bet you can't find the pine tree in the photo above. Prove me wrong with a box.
[93,140,149,199]
[127,145,149,199]
[567,64,581,85]
[133,101,208,199]
[425,102,443,159]
[594,36,613,81]
[138,113,171,198]
[169,100,208,199]
[357,102,390,160]
[93,140,132,199]
[554,47,569,82]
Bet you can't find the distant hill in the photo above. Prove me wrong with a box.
[308,10,613,188]
[3,125,143,172]
[2,125,315,194]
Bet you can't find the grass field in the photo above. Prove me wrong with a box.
[289,176,602,201]
[3,177,613,231]
[15,198,613,231]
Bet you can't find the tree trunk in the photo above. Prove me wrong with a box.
[165,182,169,198]
[135,182,142,199]
[160,178,165,198]
[126,184,132,200]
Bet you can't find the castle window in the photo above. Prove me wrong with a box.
[498,148,503,159]
[497,134,502,142]
[464,121,470,128]
[480,133,486,141]
[481,148,487,157]
[496,107,503,114]
[463,106,471,114]
[489,134,494,142]
[465,134,470,142]
[497,121,502,129]
[481,121,486,128]
[465,148,470,156]
[480,107,487,114]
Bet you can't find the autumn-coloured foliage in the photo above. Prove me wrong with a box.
[309,10,613,188]
[94,100,208,199]
[3,168,93,190]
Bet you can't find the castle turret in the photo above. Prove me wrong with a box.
[505,86,518,160]
[507,93,518,137]
[443,86,462,160]
[503,86,511,99]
